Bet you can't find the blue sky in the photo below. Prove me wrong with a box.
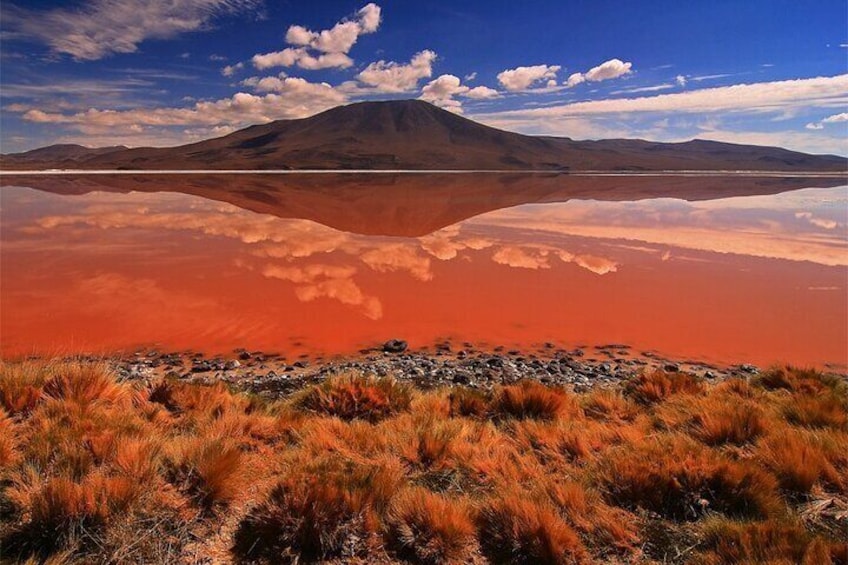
[1,0,846,154]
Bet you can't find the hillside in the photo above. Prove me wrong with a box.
[2,100,845,171]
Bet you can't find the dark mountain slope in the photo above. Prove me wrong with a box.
[2,100,845,171]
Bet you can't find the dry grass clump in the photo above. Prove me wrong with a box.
[233,455,404,561]
[0,409,19,470]
[691,399,767,445]
[783,393,847,429]
[478,493,587,564]
[164,438,243,509]
[756,430,843,494]
[296,373,412,422]
[448,387,491,418]
[625,369,705,404]
[491,380,580,421]
[2,360,846,564]
[754,365,846,395]
[0,362,49,415]
[694,518,839,564]
[594,435,781,520]
[581,388,639,422]
[385,487,476,564]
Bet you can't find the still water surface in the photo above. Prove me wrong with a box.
[1,174,845,367]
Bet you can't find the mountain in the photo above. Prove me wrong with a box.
[1,100,846,171]
[3,144,127,165]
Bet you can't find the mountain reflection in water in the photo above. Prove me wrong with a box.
[1,174,846,367]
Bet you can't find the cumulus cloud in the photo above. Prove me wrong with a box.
[4,0,259,61]
[419,74,499,112]
[252,3,381,70]
[354,50,437,93]
[805,112,848,130]
[565,73,585,88]
[465,86,500,99]
[21,78,348,132]
[676,74,687,87]
[564,58,633,88]
[497,64,561,91]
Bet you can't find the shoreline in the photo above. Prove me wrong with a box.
[87,342,775,398]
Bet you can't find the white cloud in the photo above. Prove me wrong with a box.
[676,75,687,86]
[565,73,585,88]
[585,58,632,81]
[822,112,848,123]
[4,0,260,61]
[613,83,674,94]
[421,74,466,103]
[419,74,499,112]
[21,78,348,132]
[464,72,477,82]
[482,75,848,119]
[465,85,499,99]
[806,112,848,130]
[497,64,560,91]
[252,3,380,71]
[355,50,437,93]
[253,48,354,70]
[222,62,244,76]
[564,58,633,88]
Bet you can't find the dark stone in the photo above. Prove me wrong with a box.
[383,339,408,353]
[664,363,680,372]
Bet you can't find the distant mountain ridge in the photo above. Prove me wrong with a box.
[2,100,846,171]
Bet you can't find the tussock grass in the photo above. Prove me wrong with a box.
[478,493,587,564]
[296,373,412,422]
[1,360,845,563]
[385,486,476,564]
[625,369,705,404]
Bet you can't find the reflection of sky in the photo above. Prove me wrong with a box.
[3,187,632,319]
[1,184,846,364]
[472,186,848,266]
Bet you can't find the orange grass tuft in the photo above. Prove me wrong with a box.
[692,400,767,445]
[0,362,48,415]
[625,370,705,404]
[166,438,243,508]
[754,366,846,395]
[783,393,847,429]
[448,388,491,418]
[233,455,404,561]
[385,487,476,564]
[756,430,842,494]
[0,409,19,470]
[594,435,781,520]
[478,493,587,565]
[580,389,638,422]
[491,380,580,421]
[696,518,833,564]
[42,362,129,406]
[297,373,412,422]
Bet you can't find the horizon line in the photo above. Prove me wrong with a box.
[1,169,846,178]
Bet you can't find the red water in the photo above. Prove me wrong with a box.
[2,182,846,367]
